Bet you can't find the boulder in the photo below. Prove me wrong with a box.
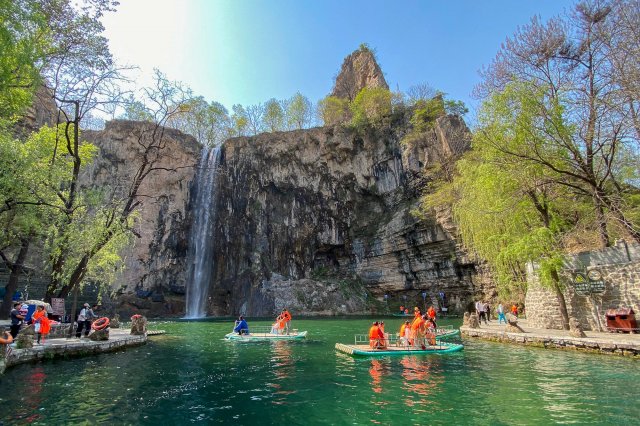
[16,325,35,349]
[110,314,121,329]
[569,317,587,338]
[130,315,147,335]
[88,328,109,341]
[468,312,480,328]
[463,312,470,326]
[505,313,525,333]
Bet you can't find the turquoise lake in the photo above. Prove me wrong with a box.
[0,318,638,425]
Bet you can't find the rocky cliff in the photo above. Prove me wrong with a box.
[331,47,388,100]
[83,120,201,316]
[205,112,480,317]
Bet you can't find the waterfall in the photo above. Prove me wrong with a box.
[184,146,221,318]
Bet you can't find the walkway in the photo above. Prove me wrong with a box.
[1,328,147,374]
[460,319,640,357]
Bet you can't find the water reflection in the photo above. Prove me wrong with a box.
[268,341,296,405]
[14,365,46,423]
[400,357,443,410]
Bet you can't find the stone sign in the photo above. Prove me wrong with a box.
[573,270,605,296]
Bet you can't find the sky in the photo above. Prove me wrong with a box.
[101,0,577,122]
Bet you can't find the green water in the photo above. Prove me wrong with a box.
[0,318,638,425]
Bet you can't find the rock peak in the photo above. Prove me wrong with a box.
[330,45,388,100]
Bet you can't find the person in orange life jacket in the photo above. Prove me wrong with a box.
[32,305,51,344]
[427,306,437,322]
[282,309,292,334]
[368,321,385,349]
[410,313,425,346]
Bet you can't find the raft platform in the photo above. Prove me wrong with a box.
[225,327,307,341]
[335,341,463,357]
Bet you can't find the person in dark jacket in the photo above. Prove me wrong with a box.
[10,302,25,338]
[233,316,249,335]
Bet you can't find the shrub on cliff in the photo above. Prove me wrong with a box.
[349,87,393,128]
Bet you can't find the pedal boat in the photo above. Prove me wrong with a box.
[225,326,307,341]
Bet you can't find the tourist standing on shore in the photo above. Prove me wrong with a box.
[76,303,96,338]
[511,304,518,318]
[32,305,51,344]
[10,302,24,338]
[497,303,507,324]
[484,302,491,322]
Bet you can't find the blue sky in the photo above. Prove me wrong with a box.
[102,0,576,121]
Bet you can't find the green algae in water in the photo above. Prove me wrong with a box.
[0,318,637,425]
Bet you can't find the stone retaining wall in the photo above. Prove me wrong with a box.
[525,244,640,331]
[0,331,146,375]
[461,327,639,357]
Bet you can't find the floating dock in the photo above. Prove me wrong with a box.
[335,341,463,357]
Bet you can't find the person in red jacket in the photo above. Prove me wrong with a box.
[32,305,51,345]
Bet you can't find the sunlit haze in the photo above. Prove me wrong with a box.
[103,0,574,120]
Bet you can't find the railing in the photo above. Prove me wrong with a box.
[233,325,293,336]
[355,331,446,348]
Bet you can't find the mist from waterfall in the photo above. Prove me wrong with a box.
[184,146,221,318]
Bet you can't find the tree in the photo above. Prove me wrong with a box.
[350,87,392,128]
[286,92,313,130]
[245,103,264,135]
[166,96,232,146]
[263,98,284,132]
[318,96,350,126]
[476,0,640,247]
[45,69,194,300]
[230,104,249,137]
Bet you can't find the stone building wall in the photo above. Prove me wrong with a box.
[525,241,640,330]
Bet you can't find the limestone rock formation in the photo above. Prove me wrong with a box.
[15,85,58,136]
[208,112,479,317]
[331,47,388,100]
[82,121,200,315]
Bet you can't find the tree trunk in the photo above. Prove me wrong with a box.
[594,193,611,248]
[551,269,570,330]
[0,238,31,319]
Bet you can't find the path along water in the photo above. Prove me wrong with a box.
[0,318,637,424]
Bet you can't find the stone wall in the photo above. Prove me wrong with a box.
[525,241,640,330]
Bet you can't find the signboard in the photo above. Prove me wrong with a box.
[573,270,605,296]
[51,298,65,316]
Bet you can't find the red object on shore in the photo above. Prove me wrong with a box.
[605,308,637,333]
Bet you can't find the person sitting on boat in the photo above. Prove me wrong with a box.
[368,321,386,349]
[399,305,405,314]
[404,308,409,314]
[233,316,249,335]
[399,320,411,346]
[410,313,425,346]
[282,309,292,334]
[425,318,437,346]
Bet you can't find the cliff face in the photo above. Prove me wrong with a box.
[83,120,201,316]
[206,113,479,316]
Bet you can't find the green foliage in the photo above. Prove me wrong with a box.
[350,87,392,128]
[286,92,313,130]
[318,96,351,126]
[0,0,48,122]
[410,96,445,132]
[263,98,284,132]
